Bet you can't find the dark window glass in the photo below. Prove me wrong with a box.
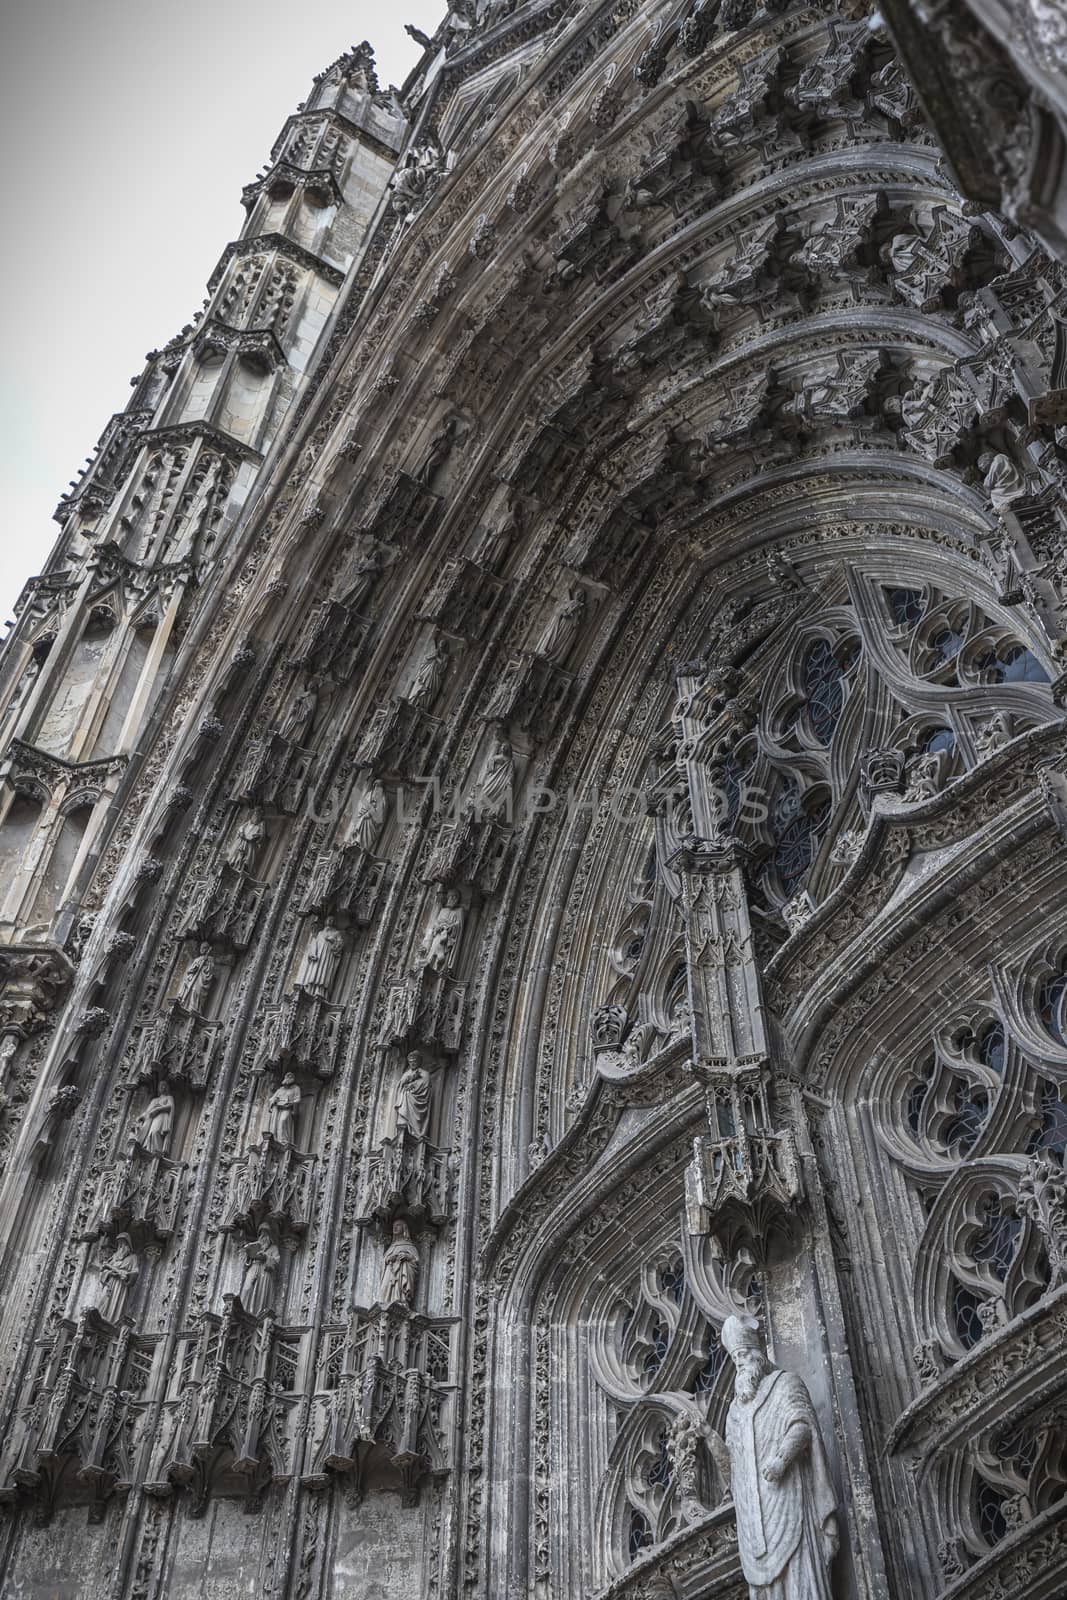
[888,587,924,626]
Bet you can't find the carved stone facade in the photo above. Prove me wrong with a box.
[2,5,1067,1598]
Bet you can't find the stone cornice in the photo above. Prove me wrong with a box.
[206,233,345,294]
[135,422,262,468]
[887,1283,1067,1467]
[767,721,1067,1025]
[482,1034,695,1289]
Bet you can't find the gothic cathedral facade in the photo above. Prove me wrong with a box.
[1,3,1067,1597]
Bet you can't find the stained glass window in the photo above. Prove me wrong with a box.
[975,642,1047,684]
[1038,965,1067,1046]
[642,1321,669,1376]
[1027,1080,1067,1158]
[771,781,830,894]
[953,1282,986,1350]
[645,1430,672,1488]
[970,1193,1021,1280]
[628,1508,653,1559]
[976,1479,1009,1546]
[888,587,925,626]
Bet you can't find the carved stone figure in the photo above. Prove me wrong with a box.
[394,1052,433,1140]
[391,144,442,216]
[279,680,318,744]
[296,919,344,1001]
[591,1002,628,1048]
[669,1409,722,1520]
[709,1317,839,1599]
[474,732,514,818]
[265,1072,301,1146]
[409,634,450,708]
[241,1225,281,1319]
[904,750,944,802]
[416,888,465,975]
[337,537,391,612]
[134,1081,175,1156]
[227,810,267,875]
[98,1234,139,1324]
[419,416,459,487]
[537,586,586,662]
[977,450,1028,513]
[379,1219,419,1306]
[349,779,387,854]
[177,944,217,1012]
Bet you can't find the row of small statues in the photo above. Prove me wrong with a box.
[132,1047,436,1162]
[88,1251,839,1600]
[92,1213,422,1326]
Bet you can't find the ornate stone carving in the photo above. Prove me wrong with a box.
[710,1317,839,1600]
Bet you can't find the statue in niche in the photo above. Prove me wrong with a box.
[134,1080,175,1156]
[98,1234,140,1324]
[279,680,318,745]
[474,731,514,819]
[241,1225,281,1319]
[338,536,392,612]
[227,810,267,875]
[416,888,465,975]
[479,495,523,571]
[177,944,217,1012]
[379,1219,419,1307]
[419,416,459,487]
[409,633,450,709]
[394,1051,433,1140]
[706,1316,839,1600]
[348,779,387,854]
[296,918,344,1001]
[977,450,1028,513]
[537,585,586,663]
[265,1071,301,1146]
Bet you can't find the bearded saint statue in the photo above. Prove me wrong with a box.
[706,1316,839,1600]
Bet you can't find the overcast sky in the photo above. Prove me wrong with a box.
[0,0,441,625]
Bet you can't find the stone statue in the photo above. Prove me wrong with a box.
[416,888,465,975]
[177,944,217,1012]
[977,450,1027,512]
[297,918,344,1001]
[227,810,267,875]
[409,634,450,708]
[904,750,944,803]
[537,585,587,663]
[379,1219,419,1307]
[98,1234,139,1324]
[419,416,459,487]
[391,144,442,216]
[279,680,318,744]
[338,537,391,612]
[135,1081,175,1156]
[265,1071,301,1145]
[474,733,514,819]
[707,1317,839,1600]
[349,779,387,854]
[394,1051,433,1140]
[241,1225,281,1319]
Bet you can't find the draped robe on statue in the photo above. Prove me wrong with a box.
[725,1368,838,1599]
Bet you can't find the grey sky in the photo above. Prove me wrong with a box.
[0,0,441,625]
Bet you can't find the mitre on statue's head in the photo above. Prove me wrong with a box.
[721,1314,763,1356]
